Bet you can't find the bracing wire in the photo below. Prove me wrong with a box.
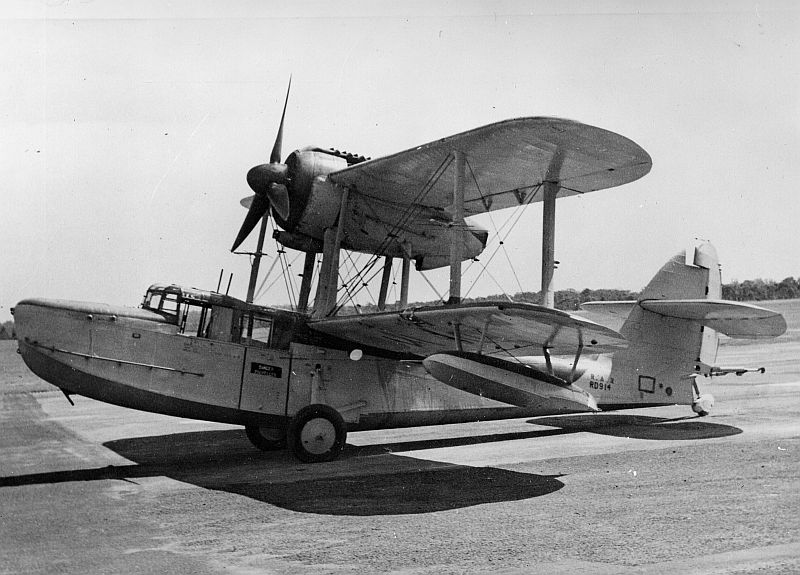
[419,269,446,304]
[463,183,542,300]
[276,246,297,311]
[344,251,376,305]
[253,255,281,302]
[335,153,455,310]
[333,250,387,314]
[255,244,299,303]
[473,262,514,302]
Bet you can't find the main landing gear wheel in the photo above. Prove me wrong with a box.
[288,404,347,463]
[244,425,287,451]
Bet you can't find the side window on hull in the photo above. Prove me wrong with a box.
[179,303,210,337]
[241,313,273,348]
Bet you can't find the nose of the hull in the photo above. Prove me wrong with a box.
[12,299,69,347]
[12,299,89,392]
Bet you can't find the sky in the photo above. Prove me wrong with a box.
[2,0,798,320]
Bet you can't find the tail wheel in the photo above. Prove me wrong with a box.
[288,404,347,463]
[692,393,715,417]
[244,425,287,451]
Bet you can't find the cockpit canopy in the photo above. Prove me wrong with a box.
[140,284,297,350]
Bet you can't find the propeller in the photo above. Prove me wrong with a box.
[231,78,293,252]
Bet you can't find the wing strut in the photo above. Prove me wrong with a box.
[312,188,351,318]
[400,255,411,308]
[297,251,316,313]
[448,150,466,304]
[569,331,584,383]
[541,148,565,309]
[377,256,393,311]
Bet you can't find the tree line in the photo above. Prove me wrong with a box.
[721,277,800,302]
[358,278,800,314]
[0,321,14,340]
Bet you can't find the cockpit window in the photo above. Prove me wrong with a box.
[142,288,181,322]
[143,291,162,310]
[161,293,180,315]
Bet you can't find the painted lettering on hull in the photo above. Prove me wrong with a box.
[251,362,283,378]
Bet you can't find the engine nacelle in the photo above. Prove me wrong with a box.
[273,148,489,269]
[276,148,349,233]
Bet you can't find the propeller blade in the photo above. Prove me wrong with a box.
[266,184,290,220]
[270,76,292,164]
[231,193,271,252]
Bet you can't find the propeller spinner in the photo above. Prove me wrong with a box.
[231,78,293,252]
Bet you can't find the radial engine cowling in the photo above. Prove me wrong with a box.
[271,148,489,269]
[276,149,349,234]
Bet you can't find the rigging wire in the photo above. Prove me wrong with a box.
[418,268,445,304]
[276,246,298,311]
[462,184,542,300]
[255,245,299,303]
[467,178,543,274]
[333,153,455,311]
[334,250,363,312]
[344,251,377,306]
[472,262,514,302]
[249,216,280,302]
[336,264,363,315]
[333,250,387,314]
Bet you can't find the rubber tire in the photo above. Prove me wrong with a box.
[244,425,287,451]
[288,404,347,463]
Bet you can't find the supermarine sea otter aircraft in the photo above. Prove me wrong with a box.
[13,85,787,462]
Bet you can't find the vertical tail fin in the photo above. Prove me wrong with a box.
[599,240,721,408]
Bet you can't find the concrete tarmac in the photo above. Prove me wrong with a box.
[1,310,799,574]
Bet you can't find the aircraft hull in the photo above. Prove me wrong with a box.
[13,299,598,434]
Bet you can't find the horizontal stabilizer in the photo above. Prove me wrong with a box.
[639,299,787,339]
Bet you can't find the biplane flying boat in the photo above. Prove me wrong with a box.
[13,84,787,462]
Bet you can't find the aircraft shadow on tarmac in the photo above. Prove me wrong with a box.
[0,415,741,515]
[0,428,565,516]
[528,413,743,440]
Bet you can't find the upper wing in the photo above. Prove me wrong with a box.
[640,299,787,339]
[327,117,651,216]
[308,301,627,358]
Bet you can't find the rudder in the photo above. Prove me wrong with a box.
[597,240,720,409]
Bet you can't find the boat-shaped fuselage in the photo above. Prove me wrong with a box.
[14,284,602,435]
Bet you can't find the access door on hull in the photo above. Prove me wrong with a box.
[238,313,291,416]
